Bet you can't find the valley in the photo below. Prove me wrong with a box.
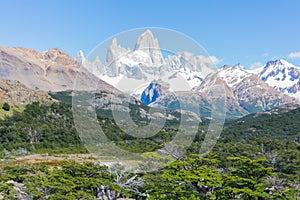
[0,31,299,200]
[0,87,299,199]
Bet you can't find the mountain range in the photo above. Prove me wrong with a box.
[77,30,300,118]
[1,30,300,119]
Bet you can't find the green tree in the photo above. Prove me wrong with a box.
[146,157,223,199]
[217,157,274,199]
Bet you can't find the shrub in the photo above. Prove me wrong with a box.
[2,102,10,111]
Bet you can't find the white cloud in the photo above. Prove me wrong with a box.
[288,51,300,58]
[250,62,264,69]
[198,55,220,65]
[177,52,221,68]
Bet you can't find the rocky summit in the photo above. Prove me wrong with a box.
[250,59,300,100]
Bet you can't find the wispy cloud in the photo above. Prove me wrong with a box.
[288,51,300,58]
[200,55,220,65]
[250,62,264,69]
[196,55,221,69]
[262,53,269,57]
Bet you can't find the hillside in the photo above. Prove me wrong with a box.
[0,79,51,104]
[0,46,114,92]
[0,79,52,119]
[0,99,298,199]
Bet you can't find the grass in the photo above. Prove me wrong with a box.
[0,153,142,169]
[0,103,25,119]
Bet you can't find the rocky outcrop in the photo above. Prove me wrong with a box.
[106,38,130,76]
[141,80,169,105]
[0,79,52,104]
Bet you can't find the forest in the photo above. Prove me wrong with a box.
[0,99,299,199]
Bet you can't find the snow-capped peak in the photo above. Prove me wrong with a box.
[259,59,299,79]
[264,59,298,70]
[134,29,164,65]
[234,63,244,69]
[217,64,251,87]
[255,59,300,100]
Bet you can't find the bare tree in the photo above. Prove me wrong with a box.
[108,163,146,197]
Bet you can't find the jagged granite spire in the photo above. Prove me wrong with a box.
[134,29,164,65]
[106,38,129,63]
[106,38,130,76]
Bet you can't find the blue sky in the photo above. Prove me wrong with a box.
[1,0,300,68]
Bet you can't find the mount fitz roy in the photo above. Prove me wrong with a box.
[77,30,299,118]
[77,30,215,99]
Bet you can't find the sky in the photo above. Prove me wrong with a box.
[1,0,300,68]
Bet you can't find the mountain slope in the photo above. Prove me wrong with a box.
[0,46,113,92]
[215,65,295,113]
[151,65,296,119]
[0,79,51,104]
[250,59,300,100]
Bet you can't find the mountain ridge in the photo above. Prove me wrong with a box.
[1,30,300,119]
[249,59,300,100]
[0,46,115,92]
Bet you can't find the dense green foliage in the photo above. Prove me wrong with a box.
[0,102,85,154]
[0,162,131,199]
[0,99,299,199]
[0,100,180,155]
[0,156,298,199]
[2,102,10,111]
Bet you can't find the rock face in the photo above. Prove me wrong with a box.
[250,59,300,100]
[164,52,216,87]
[213,65,296,113]
[0,79,51,104]
[134,29,164,65]
[106,38,130,76]
[141,80,166,105]
[76,50,103,78]
[0,46,113,92]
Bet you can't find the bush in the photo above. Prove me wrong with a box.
[2,102,10,111]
